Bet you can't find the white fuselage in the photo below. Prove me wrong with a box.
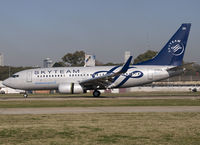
[3,65,175,91]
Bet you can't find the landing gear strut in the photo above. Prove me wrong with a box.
[23,92,28,98]
[93,90,101,97]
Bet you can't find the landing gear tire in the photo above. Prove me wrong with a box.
[23,93,28,98]
[93,90,101,97]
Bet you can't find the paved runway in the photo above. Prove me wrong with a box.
[0,106,200,114]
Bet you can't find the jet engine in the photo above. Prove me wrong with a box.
[58,83,84,94]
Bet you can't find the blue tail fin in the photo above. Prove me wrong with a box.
[136,23,191,66]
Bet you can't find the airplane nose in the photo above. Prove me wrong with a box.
[2,79,11,87]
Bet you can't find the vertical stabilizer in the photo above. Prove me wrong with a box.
[136,23,191,66]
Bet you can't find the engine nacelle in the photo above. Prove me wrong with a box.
[58,83,84,94]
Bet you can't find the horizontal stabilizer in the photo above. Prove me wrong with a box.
[167,62,194,71]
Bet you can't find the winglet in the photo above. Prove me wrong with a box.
[119,56,132,73]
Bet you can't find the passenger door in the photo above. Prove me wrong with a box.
[26,71,32,82]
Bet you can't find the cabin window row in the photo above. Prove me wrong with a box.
[37,75,65,78]
[36,73,106,78]
[69,73,106,77]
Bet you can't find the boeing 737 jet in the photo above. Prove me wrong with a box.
[3,23,191,97]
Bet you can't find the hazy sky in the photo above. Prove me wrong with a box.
[0,0,199,66]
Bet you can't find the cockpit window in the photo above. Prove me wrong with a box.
[12,75,19,78]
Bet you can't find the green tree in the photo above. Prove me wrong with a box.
[52,61,66,67]
[62,51,85,66]
[133,50,157,64]
[103,62,122,66]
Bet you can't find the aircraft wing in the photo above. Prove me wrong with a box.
[79,56,132,90]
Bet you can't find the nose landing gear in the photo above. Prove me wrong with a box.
[23,91,28,98]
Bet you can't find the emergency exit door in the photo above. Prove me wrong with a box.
[148,70,154,80]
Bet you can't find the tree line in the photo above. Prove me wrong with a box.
[52,50,158,67]
[0,66,33,80]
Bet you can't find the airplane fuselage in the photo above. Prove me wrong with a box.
[3,65,175,91]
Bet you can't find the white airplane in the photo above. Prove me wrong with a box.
[3,23,191,97]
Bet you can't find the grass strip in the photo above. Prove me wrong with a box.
[0,112,200,145]
[0,99,200,108]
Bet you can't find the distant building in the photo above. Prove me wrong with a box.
[0,53,4,66]
[84,54,95,67]
[124,51,130,63]
[43,58,53,68]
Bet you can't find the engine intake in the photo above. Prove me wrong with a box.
[58,83,84,94]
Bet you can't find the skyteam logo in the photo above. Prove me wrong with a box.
[115,71,143,88]
[92,70,143,79]
[92,67,143,88]
[168,40,184,56]
[126,71,143,78]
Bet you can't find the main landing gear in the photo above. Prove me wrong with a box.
[93,90,101,97]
